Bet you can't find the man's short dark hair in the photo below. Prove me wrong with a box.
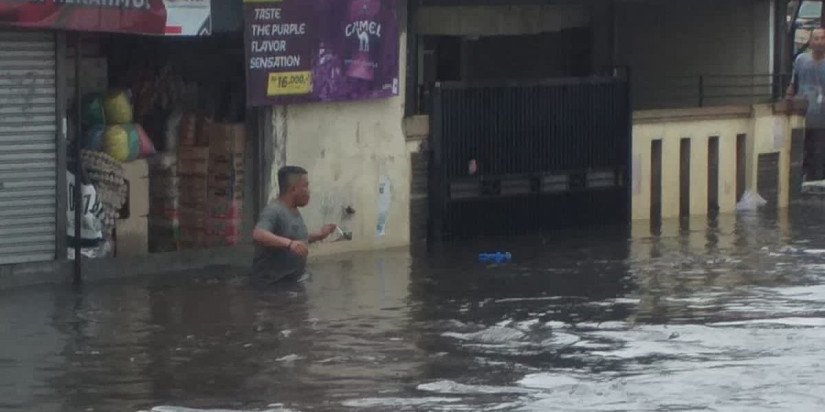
[278,166,308,195]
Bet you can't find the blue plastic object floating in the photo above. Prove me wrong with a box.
[478,252,512,263]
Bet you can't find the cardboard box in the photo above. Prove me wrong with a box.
[179,113,198,147]
[115,216,148,257]
[205,217,243,236]
[208,122,246,156]
[209,153,244,173]
[121,159,149,218]
[205,234,243,247]
[207,197,243,219]
[208,172,244,190]
[178,146,209,176]
[179,175,208,207]
[179,207,206,230]
[180,226,205,249]
[208,186,244,200]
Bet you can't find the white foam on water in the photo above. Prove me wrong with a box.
[771,284,825,299]
[493,296,565,303]
[417,380,534,395]
[711,317,825,327]
[275,354,304,363]
[149,407,294,412]
[514,314,825,411]
[341,397,461,408]
[543,320,569,329]
[518,373,581,389]
[442,326,526,344]
[540,332,580,347]
[574,321,630,330]
[513,319,541,331]
[520,354,825,412]
[804,249,825,254]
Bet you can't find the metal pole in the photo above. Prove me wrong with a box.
[73,33,83,286]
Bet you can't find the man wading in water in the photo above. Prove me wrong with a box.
[788,28,825,181]
[252,166,336,283]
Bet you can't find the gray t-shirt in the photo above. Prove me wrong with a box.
[794,53,825,128]
[252,201,309,283]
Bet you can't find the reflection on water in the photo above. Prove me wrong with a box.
[2,207,825,411]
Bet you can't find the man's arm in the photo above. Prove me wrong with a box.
[252,228,292,249]
[787,56,800,99]
[252,206,308,256]
[308,224,337,243]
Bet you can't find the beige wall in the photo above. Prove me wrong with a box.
[269,34,410,256]
[614,0,774,109]
[631,103,803,221]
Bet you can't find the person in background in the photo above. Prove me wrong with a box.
[251,166,336,283]
[788,27,825,181]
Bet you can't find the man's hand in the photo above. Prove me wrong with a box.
[321,223,337,238]
[308,224,338,243]
[288,240,309,257]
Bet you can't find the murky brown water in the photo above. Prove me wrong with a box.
[2,206,825,411]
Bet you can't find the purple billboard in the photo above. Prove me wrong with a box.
[243,0,400,107]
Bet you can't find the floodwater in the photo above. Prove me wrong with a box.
[3,207,825,412]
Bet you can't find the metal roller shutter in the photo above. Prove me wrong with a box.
[0,30,57,265]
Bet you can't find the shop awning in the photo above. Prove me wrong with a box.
[0,0,211,36]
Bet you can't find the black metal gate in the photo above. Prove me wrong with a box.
[428,76,631,241]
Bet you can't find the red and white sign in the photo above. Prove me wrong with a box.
[163,0,211,35]
[0,0,211,36]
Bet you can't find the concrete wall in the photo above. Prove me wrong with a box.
[631,103,804,220]
[614,0,774,109]
[270,37,410,256]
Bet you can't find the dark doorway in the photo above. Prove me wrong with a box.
[757,152,780,207]
[708,137,719,214]
[680,138,691,217]
[736,134,747,201]
[651,140,663,223]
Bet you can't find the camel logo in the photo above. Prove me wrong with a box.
[345,20,382,52]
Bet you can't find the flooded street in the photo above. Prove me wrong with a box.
[3,207,825,411]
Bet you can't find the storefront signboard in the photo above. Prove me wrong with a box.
[243,0,400,106]
[0,0,211,35]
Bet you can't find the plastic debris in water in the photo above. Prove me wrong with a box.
[478,252,512,263]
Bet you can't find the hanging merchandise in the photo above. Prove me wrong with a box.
[123,123,156,158]
[103,90,134,124]
[84,124,106,151]
[82,94,106,129]
[137,124,157,157]
[165,110,183,151]
[81,150,128,237]
[66,167,109,260]
[102,124,140,162]
[66,168,104,245]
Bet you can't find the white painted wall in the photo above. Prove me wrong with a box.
[614,0,774,109]
[270,34,410,256]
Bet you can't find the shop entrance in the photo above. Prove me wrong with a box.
[67,32,258,258]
